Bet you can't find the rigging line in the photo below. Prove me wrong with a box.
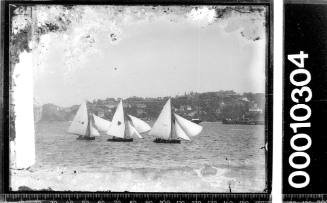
[197,20,201,94]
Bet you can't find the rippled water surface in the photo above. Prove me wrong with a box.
[25,121,267,192]
[35,122,265,170]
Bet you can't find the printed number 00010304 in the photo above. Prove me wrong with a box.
[287,51,312,189]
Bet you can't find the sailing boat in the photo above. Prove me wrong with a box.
[106,100,151,142]
[149,99,203,144]
[68,101,100,140]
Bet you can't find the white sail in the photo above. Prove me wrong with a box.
[175,121,191,141]
[174,113,203,137]
[106,100,125,138]
[93,114,111,132]
[68,101,88,136]
[90,119,100,137]
[128,115,151,133]
[149,99,171,139]
[126,121,143,138]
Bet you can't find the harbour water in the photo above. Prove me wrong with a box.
[11,121,266,192]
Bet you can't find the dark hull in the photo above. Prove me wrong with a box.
[76,136,95,140]
[191,119,202,124]
[153,138,181,144]
[107,138,133,142]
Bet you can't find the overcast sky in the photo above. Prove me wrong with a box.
[14,6,267,107]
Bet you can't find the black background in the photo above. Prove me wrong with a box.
[284,3,327,194]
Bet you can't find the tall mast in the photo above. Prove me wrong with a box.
[86,102,91,137]
[169,118,173,140]
[123,114,128,139]
[169,102,175,140]
[106,100,125,139]
[149,99,172,140]
[124,107,134,139]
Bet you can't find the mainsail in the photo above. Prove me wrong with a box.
[174,113,203,137]
[126,120,143,138]
[149,99,172,139]
[128,115,151,133]
[106,100,125,138]
[93,114,111,132]
[68,101,88,136]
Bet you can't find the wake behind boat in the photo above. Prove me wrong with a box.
[106,100,151,142]
[149,99,203,144]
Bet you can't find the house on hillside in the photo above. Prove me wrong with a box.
[136,108,146,117]
[179,105,192,112]
[135,103,146,108]
[249,103,263,114]
[96,110,105,117]
[105,100,118,109]
[187,111,197,117]
[123,103,132,108]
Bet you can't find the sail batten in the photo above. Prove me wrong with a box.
[149,99,172,139]
[106,100,125,138]
[174,113,203,137]
[68,101,89,136]
[128,115,151,133]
